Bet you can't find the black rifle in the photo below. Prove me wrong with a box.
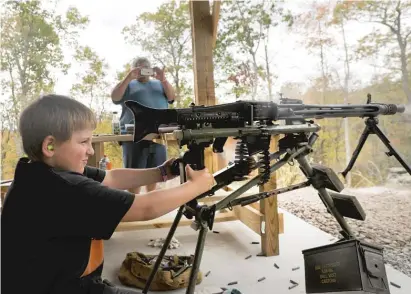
[124,95,408,294]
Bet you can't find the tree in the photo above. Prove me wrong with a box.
[70,46,111,120]
[293,2,347,172]
[335,0,411,104]
[122,0,193,107]
[215,0,293,100]
[0,0,89,178]
[330,1,360,186]
[296,2,336,103]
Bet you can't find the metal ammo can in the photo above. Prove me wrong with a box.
[302,239,390,293]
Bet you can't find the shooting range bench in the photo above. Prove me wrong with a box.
[91,134,284,256]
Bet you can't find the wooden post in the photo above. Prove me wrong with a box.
[259,135,280,256]
[189,0,216,107]
[89,142,105,168]
[212,0,221,49]
[190,0,217,173]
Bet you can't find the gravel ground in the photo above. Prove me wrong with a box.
[277,185,411,277]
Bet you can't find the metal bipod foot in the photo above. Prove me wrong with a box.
[142,206,184,293]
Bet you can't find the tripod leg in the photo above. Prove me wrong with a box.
[297,155,355,239]
[142,206,184,293]
[341,125,370,178]
[186,221,209,294]
[372,124,411,175]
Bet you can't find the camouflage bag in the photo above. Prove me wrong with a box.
[118,252,203,291]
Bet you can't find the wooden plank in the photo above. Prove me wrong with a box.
[89,142,105,168]
[249,202,260,211]
[115,211,237,232]
[278,213,284,234]
[233,205,284,236]
[90,133,178,168]
[212,0,221,48]
[259,135,280,256]
[213,151,226,174]
[1,181,12,209]
[92,133,176,143]
[198,195,226,203]
[189,0,216,107]
[204,146,214,176]
[92,134,133,143]
[233,205,263,236]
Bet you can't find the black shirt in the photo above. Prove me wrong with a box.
[1,158,135,294]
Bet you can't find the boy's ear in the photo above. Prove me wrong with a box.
[42,136,56,158]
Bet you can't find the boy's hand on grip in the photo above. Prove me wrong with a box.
[160,158,178,181]
[185,165,215,193]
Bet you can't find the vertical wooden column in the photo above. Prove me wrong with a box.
[189,0,217,173]
[259,135,280,256]
[89,142,105,168]
[189,0,216,107]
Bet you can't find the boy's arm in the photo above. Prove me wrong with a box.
[102,167,162,190]
[122,178,210,222]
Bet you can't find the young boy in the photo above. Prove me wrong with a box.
[1,94,215,294]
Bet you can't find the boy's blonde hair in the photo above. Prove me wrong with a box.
[19,94,97,161]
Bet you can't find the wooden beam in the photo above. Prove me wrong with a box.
[89,142,105,168]
[1,181,12,210]
[189,0,216,107]
[115,211,236,231]
[233,205,263,236]
[198,195,226,203]
[233,205,284,236]
[91,133,176,144]
[212,0,221,48]
[259,135,280,256]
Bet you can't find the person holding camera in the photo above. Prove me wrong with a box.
[111,57,177,194]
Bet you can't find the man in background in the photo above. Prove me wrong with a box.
[111,57,177,194]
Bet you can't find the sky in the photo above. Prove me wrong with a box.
[2,0,396,112]
[49,0,321,97]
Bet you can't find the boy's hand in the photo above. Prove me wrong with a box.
[185,165,215,193]
[160,158,178,181]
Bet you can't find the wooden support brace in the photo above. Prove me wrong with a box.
[90,142,105,168]
[116,211,236,232]
[211,0,221,48]
[233,205,284,236]
[259,135,280,256]
[233,205,263,236]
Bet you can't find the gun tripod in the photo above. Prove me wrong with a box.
[341,95,411,178]
[142,132,365,294]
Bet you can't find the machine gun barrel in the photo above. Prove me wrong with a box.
[277,103,405,120]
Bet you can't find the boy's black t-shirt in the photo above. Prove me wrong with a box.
[1,158,135,294]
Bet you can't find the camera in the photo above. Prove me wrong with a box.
[140,68,154,76]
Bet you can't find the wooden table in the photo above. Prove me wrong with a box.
[90,133,177,168]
